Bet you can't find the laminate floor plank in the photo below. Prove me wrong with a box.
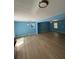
[15,32,65,59]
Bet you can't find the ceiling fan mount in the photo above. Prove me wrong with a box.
[39,0,49,8]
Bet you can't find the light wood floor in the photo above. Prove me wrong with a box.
[15,32,65,59]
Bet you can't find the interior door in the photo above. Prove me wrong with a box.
[38,22,50,33]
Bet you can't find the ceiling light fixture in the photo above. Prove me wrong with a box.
[39,0,49,8]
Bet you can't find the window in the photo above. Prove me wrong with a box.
[54,22,58,29]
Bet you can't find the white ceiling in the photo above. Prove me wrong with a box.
[14,0,65,20]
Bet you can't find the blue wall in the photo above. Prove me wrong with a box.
[38,20,65,33]
[14,21,37,37]
[50,20,65,33]
[14,13,65,37]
